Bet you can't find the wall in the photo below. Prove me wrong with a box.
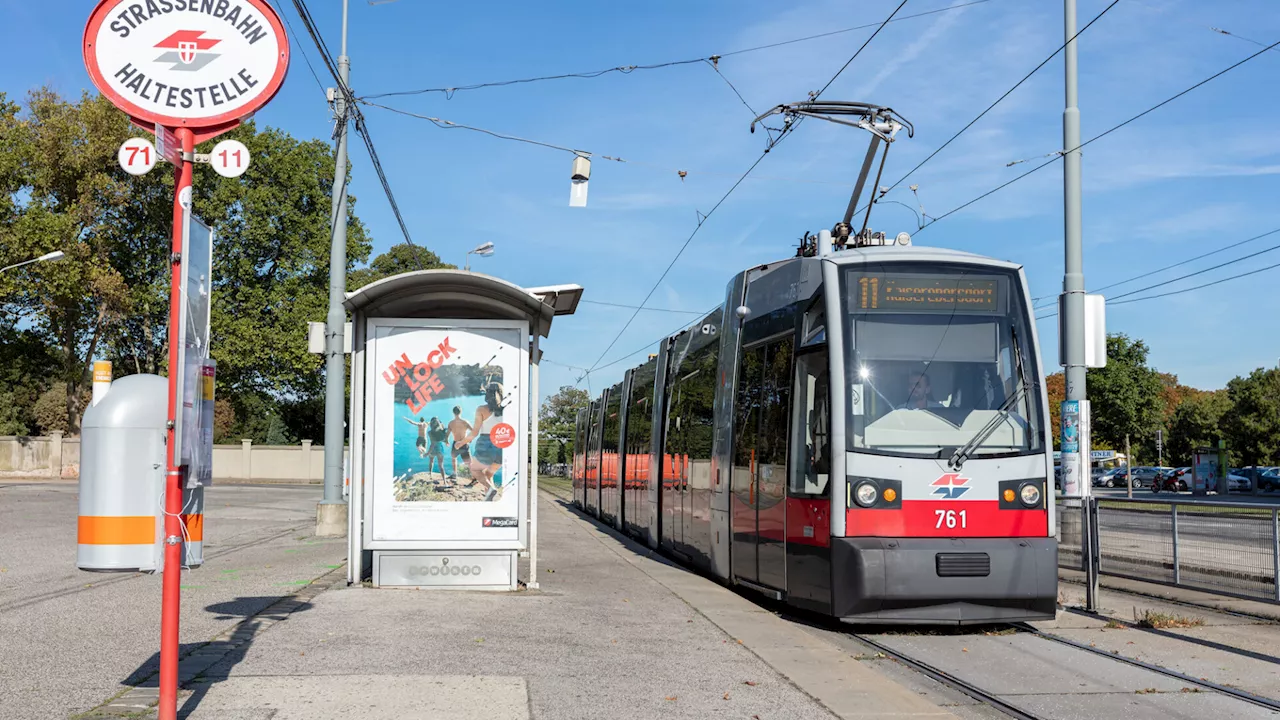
[0,433,80,478]
[0,435,338,484]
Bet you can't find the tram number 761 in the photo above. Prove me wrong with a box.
[935,509,968,529]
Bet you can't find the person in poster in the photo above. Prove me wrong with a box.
[391,356,504,503]
[446,406,472,480]
[455,378,506,501]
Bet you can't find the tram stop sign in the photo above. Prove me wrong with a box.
[83,0,289,143]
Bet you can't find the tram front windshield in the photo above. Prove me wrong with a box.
[842,264,1043,459]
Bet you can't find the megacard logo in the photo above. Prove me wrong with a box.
[483,517,518,528]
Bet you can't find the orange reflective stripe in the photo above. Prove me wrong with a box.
[182,514,204,542]
[77,515,204,544]
[78,516,154,545]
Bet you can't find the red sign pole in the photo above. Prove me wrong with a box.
[157,127,194,720]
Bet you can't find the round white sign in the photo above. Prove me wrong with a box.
[210,139,251,178]
[83,0,289,129]
[118,137,158,175]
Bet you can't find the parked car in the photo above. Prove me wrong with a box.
[1227,472,1251,492]
[1260,468,1280,492]
[1093,466,1130,488]
[1149,467,1188,492]
[1131,466,1172,486]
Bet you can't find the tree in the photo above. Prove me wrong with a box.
[1165,389,1228,465]
[347,242,454,291]
[0,325,60,435]
[32,384,72,434]
[1221,368,1280,467]
[0,90,133,430]
[0,88,431,441]
[1045,372,1064,448]
[540,386,589,465]
[1086,334,1165,461]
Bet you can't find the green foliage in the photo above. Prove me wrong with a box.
[540,385,589,461]
[1221,368,1280,465]
[0,90,134,429]
[32,383,69,434]
[1165,390,1229,464]
[0,88,464,443]
[348,243,454,291]
[1086,334,1165,459]
[0,325,59,435]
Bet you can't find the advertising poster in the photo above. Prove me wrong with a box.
[369,321,526,545]
[1060,400,1083,497]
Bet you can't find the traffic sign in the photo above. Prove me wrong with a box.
[82,0,289,138]
[210,139,250,178]
[117,137,157,175]
[154,123,181,165]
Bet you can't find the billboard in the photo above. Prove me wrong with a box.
[366,319,527,547]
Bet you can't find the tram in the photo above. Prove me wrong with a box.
[572,227,1057,624]
[573,102,1056,624]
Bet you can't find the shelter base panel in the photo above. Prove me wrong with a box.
[373,550,517,591]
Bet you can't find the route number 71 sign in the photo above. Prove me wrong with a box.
[118,137,158,176]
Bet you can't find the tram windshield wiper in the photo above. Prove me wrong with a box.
[948,326,1032,470]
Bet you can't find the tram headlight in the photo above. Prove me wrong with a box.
[1019,482,1042,508]
[854,481,879,508]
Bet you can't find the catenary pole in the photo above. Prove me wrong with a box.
[1062,0,1096,612]
[321,0,352,534]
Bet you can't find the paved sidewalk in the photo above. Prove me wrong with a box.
[0,483,346,720]
[159,492,955,720]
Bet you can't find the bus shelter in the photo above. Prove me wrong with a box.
[344,270,580,590]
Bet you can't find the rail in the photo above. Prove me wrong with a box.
[1057,496,1280,604]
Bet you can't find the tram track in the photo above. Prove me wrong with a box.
[847,631,1047,720]
[844,621,1280,720]
[0,523,308,614]
[1014,622,1280,714]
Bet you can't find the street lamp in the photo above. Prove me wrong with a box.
[464,242,495,271]
[0,250,64,275]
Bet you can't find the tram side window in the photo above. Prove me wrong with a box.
[802,297,826,347]
[733,347,763,467]
[760,340,794,472]
[790,350,830,497]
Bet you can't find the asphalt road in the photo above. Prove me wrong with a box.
[0,482,346,720]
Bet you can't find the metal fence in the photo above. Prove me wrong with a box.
[1057,496,1280,603]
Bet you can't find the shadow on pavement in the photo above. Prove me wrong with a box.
[115,596,315,719]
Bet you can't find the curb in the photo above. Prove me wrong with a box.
[73,564,347,719]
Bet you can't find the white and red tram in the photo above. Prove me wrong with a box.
[573,230,1057,624]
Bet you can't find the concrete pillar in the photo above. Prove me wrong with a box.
[301,440,313,482]
[50,431,63,478]
[241,439,252,480]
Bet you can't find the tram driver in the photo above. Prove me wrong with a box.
[905,371,944,410]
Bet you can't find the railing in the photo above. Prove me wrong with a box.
[1057,496,1280,604]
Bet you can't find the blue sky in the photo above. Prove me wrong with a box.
[6,0,1280,399]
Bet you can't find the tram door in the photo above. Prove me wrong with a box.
[786,347,832,606]
[665,382,686,553]
[731,337,793,589]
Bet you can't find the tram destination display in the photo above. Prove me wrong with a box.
[850,272,1000,313]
